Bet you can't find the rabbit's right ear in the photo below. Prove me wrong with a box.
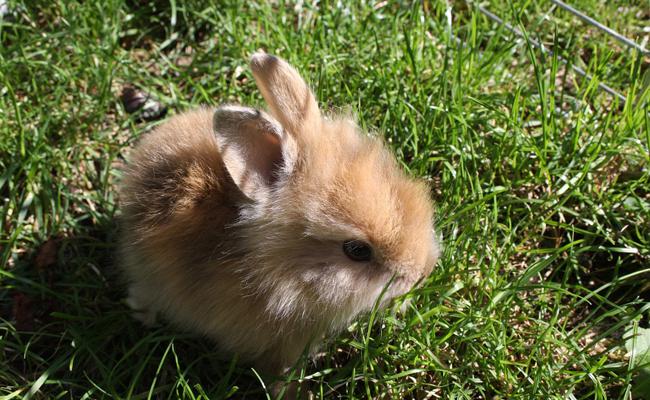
[213,106,297,203]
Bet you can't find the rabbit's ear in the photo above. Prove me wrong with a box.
[250,52,320,139]
[213,106,294,203]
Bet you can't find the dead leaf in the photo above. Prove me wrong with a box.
[12,292,34,331]
[34,238,59,270]
[120,86,167,121]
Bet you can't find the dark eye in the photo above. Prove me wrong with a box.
[342,240,373,262]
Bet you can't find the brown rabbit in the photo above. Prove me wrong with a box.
[118,53,440,374]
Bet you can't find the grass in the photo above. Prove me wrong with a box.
[1,0,649,398]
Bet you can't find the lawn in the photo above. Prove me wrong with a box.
[1,0,649,399]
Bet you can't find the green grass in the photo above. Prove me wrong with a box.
[1,0,649,398]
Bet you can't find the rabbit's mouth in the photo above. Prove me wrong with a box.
[383,275,418,300]
[344,272,413,311]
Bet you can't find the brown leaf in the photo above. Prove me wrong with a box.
[35,238,59,270]
[12,292,34,331]
[120,86,167,121]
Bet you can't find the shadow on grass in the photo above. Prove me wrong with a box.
[1,216,281,399]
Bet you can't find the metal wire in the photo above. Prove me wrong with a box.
[472,3,628,103]
[550,0,649,56]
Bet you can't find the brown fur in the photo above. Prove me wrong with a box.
[118,53,440,373]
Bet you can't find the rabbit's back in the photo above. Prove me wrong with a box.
[119,108,242,234]
[118,108,253,336]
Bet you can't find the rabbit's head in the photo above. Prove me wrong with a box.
[213,53,439,331]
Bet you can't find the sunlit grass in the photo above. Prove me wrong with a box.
[1,1,648,398]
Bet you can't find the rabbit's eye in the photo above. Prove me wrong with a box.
[342,240,372,262]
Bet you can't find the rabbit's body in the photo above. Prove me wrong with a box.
[119,54,439,372]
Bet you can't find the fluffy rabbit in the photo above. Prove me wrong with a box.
[118,53,440,374]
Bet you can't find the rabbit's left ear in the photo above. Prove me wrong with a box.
[213,105,294,203]
[250,52,321,141]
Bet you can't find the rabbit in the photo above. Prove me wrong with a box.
[118,52,440,375]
